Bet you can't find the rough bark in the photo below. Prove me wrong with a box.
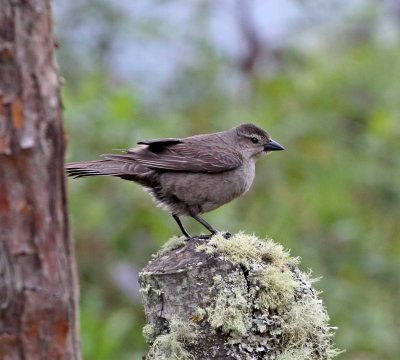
[140,234,340,360]
[0,0,80,359]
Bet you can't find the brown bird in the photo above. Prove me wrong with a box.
[66,123,284,239]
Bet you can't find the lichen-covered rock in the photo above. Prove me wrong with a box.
[139,233,341,360]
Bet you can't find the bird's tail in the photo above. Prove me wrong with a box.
[65,159,132,178]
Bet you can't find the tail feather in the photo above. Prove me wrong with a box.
[65,160,131,178]
[65,159,156,187]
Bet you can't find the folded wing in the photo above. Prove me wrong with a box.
[103,138,242,173]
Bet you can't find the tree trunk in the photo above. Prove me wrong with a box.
[0,0,80,359]
[140,233,340,360]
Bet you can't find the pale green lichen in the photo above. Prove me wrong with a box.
[197,233,260,266]
[276,347,314,360]
[207,271,250,337]
[196,232,296,268]
[140,283,152,294]
[194,307,207,321]
[143,324,156,344]
[154,235,186,258]
[212,274,223,285]
[325,344,345,359]
[275,281,343,359]
[196,232,341,359]
[260,239,299,268]
[282,296,329,347]
[277,346,343,360]
[302,269,323,287]
[139,281,162,296]
[146,318,198,360]
[255,266,297,312]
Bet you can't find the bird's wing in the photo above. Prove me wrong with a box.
[104,139,242,173]
[137,138,184,146]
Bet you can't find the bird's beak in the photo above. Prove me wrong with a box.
[264,139,285,152]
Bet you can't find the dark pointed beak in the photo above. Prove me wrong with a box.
[264,139,285,152]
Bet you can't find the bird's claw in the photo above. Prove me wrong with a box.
[184,231,231,241]
[196,234,213,240]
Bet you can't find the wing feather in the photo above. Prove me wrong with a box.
[137,138,184,146]
[105,138,242,173]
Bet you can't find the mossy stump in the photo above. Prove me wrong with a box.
[139,233,340,360]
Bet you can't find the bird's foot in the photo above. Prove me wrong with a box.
[187,232,215,241]
[185,231,231,241]
[183,234,210,241]
[193,231,231,240]
[195,234,213,240]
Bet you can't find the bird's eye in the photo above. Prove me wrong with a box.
[250,137,259,144]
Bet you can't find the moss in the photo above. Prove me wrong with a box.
[255,266,297,312]
[147,318,198,360]
[154,235,186,258]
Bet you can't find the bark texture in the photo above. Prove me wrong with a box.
[0,0,80,359]
[140,233,340,360]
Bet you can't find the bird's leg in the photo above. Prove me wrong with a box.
[172,214,191,240]
[188,210,217,239]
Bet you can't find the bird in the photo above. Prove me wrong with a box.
[65,123,284,239]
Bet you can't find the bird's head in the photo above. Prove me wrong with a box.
[234,123,285,158]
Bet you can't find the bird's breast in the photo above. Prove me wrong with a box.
[158,160,256,215]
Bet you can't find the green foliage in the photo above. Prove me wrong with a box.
[80,289,145,360]
[61,4,400,359]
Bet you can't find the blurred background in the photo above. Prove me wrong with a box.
[55,0,400,359]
